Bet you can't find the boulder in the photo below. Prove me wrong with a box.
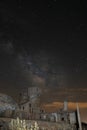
[0,93,18,117]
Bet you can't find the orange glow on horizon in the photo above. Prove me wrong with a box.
[42,102,87,112]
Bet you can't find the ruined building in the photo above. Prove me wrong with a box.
[16,87,43,119]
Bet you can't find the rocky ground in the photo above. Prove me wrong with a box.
[0,117,77,130]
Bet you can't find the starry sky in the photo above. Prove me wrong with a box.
[0,0,87,121]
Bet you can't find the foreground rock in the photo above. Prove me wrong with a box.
[0,93,18,117]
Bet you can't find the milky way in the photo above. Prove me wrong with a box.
[0,42,87,104]
[0,0,87,105]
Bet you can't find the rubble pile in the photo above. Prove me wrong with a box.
[9,117,39,130]
[9,117,76,130]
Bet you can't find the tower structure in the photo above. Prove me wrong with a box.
[63,101,68,111]
[28,87,41,108]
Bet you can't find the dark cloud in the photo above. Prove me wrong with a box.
[0,42,14,54]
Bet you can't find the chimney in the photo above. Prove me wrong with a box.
[63,101,68,111]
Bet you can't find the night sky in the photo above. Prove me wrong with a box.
[0,0,87,121]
